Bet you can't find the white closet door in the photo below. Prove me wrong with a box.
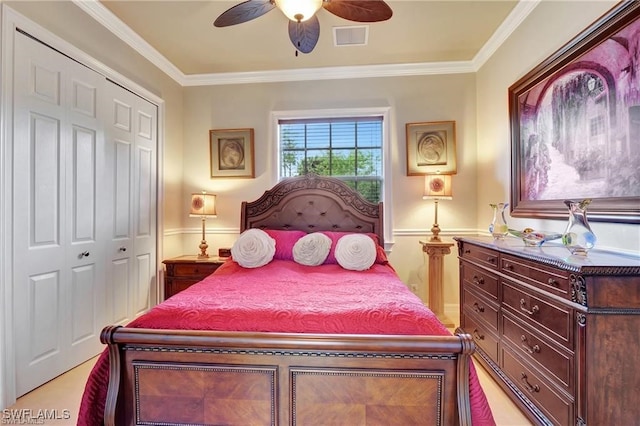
[12,31,107,395]
[103,83,157,323]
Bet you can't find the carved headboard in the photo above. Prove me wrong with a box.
[240,174,384,246]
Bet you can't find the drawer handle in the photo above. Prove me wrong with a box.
[79,251,90,258]
[473,302,485,313]
[520,335,541,354]
[520,372,540,393]
[520,298,540,316]
[464,249,471,254]
[472,275,485,285]
[486,256,497,264]
[547,278,558,286]
[472,329,485,341]
[504,262,514,271]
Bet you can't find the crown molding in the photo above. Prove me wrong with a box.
[472,0,541,70]
[73,0,538,87]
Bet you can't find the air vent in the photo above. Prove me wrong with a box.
[333,25,369,47]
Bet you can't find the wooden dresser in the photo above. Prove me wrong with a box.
[455,236,640,426]
[162,255,225,299]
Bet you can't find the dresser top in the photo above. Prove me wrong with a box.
[454,236,640,274]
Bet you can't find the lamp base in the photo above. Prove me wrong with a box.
[430,224,442,242]
[197,240,209,259]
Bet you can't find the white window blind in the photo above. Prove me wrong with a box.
[278,116,383,203]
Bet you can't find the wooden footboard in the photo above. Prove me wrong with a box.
[100,326,475,426]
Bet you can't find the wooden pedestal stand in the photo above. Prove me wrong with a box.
[420,240,455,328]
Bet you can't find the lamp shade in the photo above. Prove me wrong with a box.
[423,175,453,200]
[275,0,323,22]
[190,192,217,217]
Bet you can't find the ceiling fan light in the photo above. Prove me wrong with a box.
[275,0,323,22]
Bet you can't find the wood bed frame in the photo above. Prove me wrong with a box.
[100,174,476,425]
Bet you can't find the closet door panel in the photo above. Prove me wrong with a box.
[104,93,134,323]
[70,264,96,344]
[111,259,130,324]
[29,272,61,361]
[63,56,107,369]
[105,85,157,321]
[114,140,132,238]
[133,100,158,311]
[13,46,68,394]
[31,114,62,246]
[71,125,96,242]
[13,31,105,395]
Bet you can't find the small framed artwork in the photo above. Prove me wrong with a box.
[406,121,457,175]
[210,128,255,178]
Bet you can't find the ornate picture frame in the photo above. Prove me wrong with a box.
[406,121,457,175]
[210,128,255,178]
[509,2,640,223]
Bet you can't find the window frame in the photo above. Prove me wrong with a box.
[272,107,392,246]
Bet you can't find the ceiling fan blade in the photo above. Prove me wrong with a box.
[288,15,320,54]
[214,0,276,27]
[322,0,392,23]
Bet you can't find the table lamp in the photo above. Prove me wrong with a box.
[423,175,452,242]
[190,191,217,258]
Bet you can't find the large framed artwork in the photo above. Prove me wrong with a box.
[509,1,640,223]
[210,128,255,178]
[406,121,457,175]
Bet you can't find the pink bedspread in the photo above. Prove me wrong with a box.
[78,260,495,425]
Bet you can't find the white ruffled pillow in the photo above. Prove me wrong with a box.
[292,233,332,266]
[334,234,377,271]
[231,228,276,268]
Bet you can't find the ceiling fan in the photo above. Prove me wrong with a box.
[214,0,393,54]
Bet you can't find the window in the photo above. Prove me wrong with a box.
[278,116,383,203]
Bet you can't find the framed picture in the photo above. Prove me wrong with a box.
[509,1,640,223]
[210,128,255,178]
[406,121,457,175]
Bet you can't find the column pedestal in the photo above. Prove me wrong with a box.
[420,240,455,327]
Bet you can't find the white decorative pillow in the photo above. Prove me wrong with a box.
[231,228,276,268]
[292,233,332,266]
[334,234,377,271]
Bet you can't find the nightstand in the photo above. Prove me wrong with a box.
[162,255,225,299]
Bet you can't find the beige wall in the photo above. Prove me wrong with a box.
[182,74,478,306]
[476,0,639,254]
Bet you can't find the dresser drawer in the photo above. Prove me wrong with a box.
[462,287,499,331]
[501,347,573,426]
[461,312,499,360]
[501,312,574,392]
[501,254,572,300]
[171,262,220,277]
[502,281,573,349]
[459,242,499,270]
[461,262,499,301]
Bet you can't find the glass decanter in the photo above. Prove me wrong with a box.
[489,203,509,240]
[562,199,596,255]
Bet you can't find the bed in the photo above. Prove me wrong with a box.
[78,174,495,426]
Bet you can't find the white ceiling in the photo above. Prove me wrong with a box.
[75,1,538,86]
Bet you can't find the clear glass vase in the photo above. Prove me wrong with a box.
[489,203,509,240]
[562,199,596,255]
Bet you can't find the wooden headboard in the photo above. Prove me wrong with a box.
[241,174,384,246]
